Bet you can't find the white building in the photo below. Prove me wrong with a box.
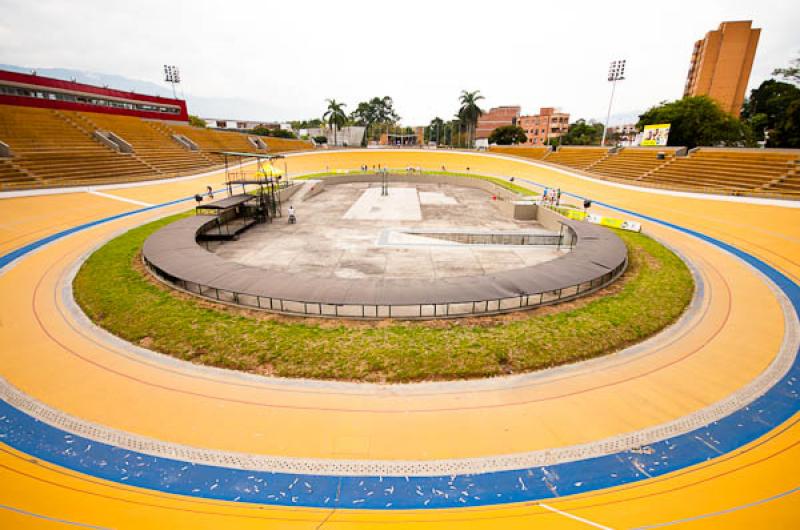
[201,117,280,130]
[307,126,365,147]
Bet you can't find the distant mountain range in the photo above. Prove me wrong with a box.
[1,63,643,126]
[0,63,295,122]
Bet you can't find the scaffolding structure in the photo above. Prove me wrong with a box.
[215,151,289,222]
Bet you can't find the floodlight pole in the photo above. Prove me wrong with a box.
[163,64,180,100]
[600,80,617,147]
[601,59,626,147]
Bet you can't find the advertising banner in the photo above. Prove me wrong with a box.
[640,123,671,146]
[559,208,642,232]
[586,213,642,232]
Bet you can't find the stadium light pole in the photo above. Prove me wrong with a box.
[163,65,181,99]
[600,59,626,147]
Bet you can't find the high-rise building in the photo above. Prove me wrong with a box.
[518,108,570,145]
[475,106,521,140]
[684,20,760,116]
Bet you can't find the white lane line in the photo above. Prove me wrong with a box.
[538,503,615,529]
[0,502,113,529]
[631,485,800,529]
[87,190,153,207]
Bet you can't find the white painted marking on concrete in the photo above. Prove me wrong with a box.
[343,187,422,221]
[538,503,615,530]
[88,190,153,207]
[418,191,457,205]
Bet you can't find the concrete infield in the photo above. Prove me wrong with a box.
[142,175,628,318]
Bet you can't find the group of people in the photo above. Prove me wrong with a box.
[541,187,562,207]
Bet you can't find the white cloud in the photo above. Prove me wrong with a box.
[0,0,796,124]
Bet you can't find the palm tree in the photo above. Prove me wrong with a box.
[323,99,348,146]
[458,90,485,148]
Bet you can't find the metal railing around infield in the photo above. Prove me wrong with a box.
[144,223,627,320]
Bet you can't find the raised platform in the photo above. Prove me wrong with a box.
[142,177,627,318]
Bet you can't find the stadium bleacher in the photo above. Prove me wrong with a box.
[0,157,34,187]
[642,148,800,197]
[488,146,550,160]
[543,146,610,170]
[590,147,682,180]
[78,112,216,174]
[486,142,799,199]
[1,100,798,199]
[0,104,312,189]
[0,106,155,187]
[164,123,263,163]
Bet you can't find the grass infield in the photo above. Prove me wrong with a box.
[74,214,693,383]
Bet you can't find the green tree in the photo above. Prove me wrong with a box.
[488,125,527,145]
[270,129,297,139]
[290,118,322,130]
[323,99,347,146]
[742,80,800,137]
[458,90,485,147]
[770,98,800,148]
[350,96,400,145]
[425,117,445,144]
[637,96,750,148]
[773,53,800,84]
[251,125,272,136]
[559,119,605,145]
[188,115,206,128]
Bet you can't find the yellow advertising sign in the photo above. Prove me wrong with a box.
[559,208,642,232]
[641,123,671,146]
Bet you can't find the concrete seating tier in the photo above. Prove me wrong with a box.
[0,106,109,154]
[0,105,158,187]
[77,112,216,175]
[262,136,314,152]
[590,148,681,180]
[0,158,36,188]
[164,124,263,160]
[0,105,310,189]
[544,147,610,170]
[488,146,550,160]
[642,149,799,195]
[765,176,800,196]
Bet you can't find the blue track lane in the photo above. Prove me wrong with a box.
[0,182,798,510]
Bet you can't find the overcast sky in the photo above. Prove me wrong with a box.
[0,0,797,124]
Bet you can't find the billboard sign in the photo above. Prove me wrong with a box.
[641,123,671,146]
[560,209,642,232]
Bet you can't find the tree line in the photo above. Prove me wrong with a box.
[187,53,799,150]
[565,54,800,149]
[292,90,489,147]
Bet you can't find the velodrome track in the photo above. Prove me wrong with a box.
[1,150,799,528]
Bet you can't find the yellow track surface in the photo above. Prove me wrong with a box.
[0,150,799,528]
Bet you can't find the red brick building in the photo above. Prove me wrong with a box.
[475,106,521,140]
[518,107,569,145]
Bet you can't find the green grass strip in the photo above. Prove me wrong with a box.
[74,214,693,383]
